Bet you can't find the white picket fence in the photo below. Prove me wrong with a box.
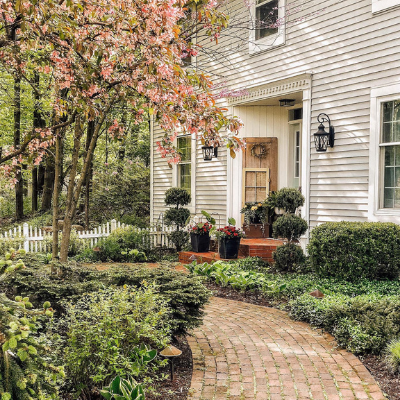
[0,219,175,253]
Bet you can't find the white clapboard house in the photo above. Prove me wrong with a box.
[150,0,400,243]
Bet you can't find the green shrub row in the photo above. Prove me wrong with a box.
[290,294,400,354]
[308,221,400,280]
[1,258,211,336]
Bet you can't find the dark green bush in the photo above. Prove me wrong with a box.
[308,222,400,280]
[273,214,308,242]
[275,188,305,213]
[1,260,210,335]
[164,208,190,227]
[164,187,191,207]
[273,243,306,272]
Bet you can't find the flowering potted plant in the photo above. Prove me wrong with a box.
[189,210,216,253]
[215,218,245,259]
[240,201,272,238]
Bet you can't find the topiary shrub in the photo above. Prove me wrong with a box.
[164,188,191,251]
[273,214,308,242]
[273,243,306,272]
[275,188,305,214]
[307,221,400,281]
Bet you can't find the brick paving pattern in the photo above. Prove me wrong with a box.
[188,297,386,400]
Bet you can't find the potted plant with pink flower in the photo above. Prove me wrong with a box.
[215,218,245,259]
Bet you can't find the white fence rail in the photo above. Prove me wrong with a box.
[0,219,175,253]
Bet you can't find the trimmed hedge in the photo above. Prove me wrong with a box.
[308,222,400,281]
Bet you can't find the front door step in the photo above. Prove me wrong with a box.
[179,238,284,264]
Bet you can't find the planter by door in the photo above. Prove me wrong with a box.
[244,223,270,238]
[218,237,241,259]
[190,233,210,253]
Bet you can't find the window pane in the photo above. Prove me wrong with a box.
[385,167,394,187]
[383,122,392,143]
[384,188,394,208]
[383,101,392,123]
[256,189,266,201]
[245,188,256,202]
[179,163,191,193]
[383,145,400,208]
[255,0,278,40]
[385,146,395,166]
[246,172,256,187]
[177,136,191,162]
[256,171,266,187]
[394,100,400,121]
[394,122,400,142]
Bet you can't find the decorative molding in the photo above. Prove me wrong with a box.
[227,74,312,105]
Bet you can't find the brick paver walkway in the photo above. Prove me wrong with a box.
[187,297,386,400]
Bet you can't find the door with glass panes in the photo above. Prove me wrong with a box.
[242,137,278,207]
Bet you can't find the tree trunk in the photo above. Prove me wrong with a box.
[59,104,113,262]
[84,120,95,229]
[32,167,38,212]
[14,76,24,220]
[59,118,84,261]
[51,132,62,264]
[41,155,55,211]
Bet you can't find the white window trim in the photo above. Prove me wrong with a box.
[172,134,196,213]
[249,0,286,55]
[372,0,400,14]
[368,83,400,220]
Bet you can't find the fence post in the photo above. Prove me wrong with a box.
[23,223,29,252]
[111,219,117,232]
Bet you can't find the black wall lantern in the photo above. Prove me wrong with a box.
[202,145,214,161]
[202,143,219,161]
[314,113,335,152]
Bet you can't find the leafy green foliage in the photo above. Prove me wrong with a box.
[53,285,169,397]
[1,258,210,335]
[308,222,400,280]
[290,294,400,354]
[272,243,306,272]
[164,188,191,251]
[201,210,216,225]
[164,188,191,207]
[275,188,305,213]
[272,214,308,242]
[101,376,145,400]
[385,338,400,373]
[0,294,64,400]
[121,249,147,262]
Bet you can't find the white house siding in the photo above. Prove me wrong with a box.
[151,0,400,228]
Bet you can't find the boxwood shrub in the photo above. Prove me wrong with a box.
[308,222,400,280]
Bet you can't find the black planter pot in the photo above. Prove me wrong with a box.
[218,237,241,259]
[190,233,210,253]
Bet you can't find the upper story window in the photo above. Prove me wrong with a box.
[381,100,400,208]
[372,0,400,13]
[250,0,285,54]
[177,136,192,194]
[255,0,278,40]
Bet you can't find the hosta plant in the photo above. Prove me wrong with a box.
[101,376,145,400]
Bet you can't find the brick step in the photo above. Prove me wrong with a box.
[179,238,284,264]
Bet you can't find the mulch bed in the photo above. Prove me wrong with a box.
[147,335,193,400]
[205,282,400,400]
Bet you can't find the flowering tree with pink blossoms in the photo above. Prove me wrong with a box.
[0,0,243,261]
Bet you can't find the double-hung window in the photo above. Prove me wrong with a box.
[177,135,192,194]
[381,100,400,208]
[250,0,285,54]
[369,84,400,219]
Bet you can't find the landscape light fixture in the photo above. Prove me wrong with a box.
[160,345,182,381]
[279,99,295,107]
[314,113,335,152]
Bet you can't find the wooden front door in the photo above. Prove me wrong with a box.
[242,137,278,206]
